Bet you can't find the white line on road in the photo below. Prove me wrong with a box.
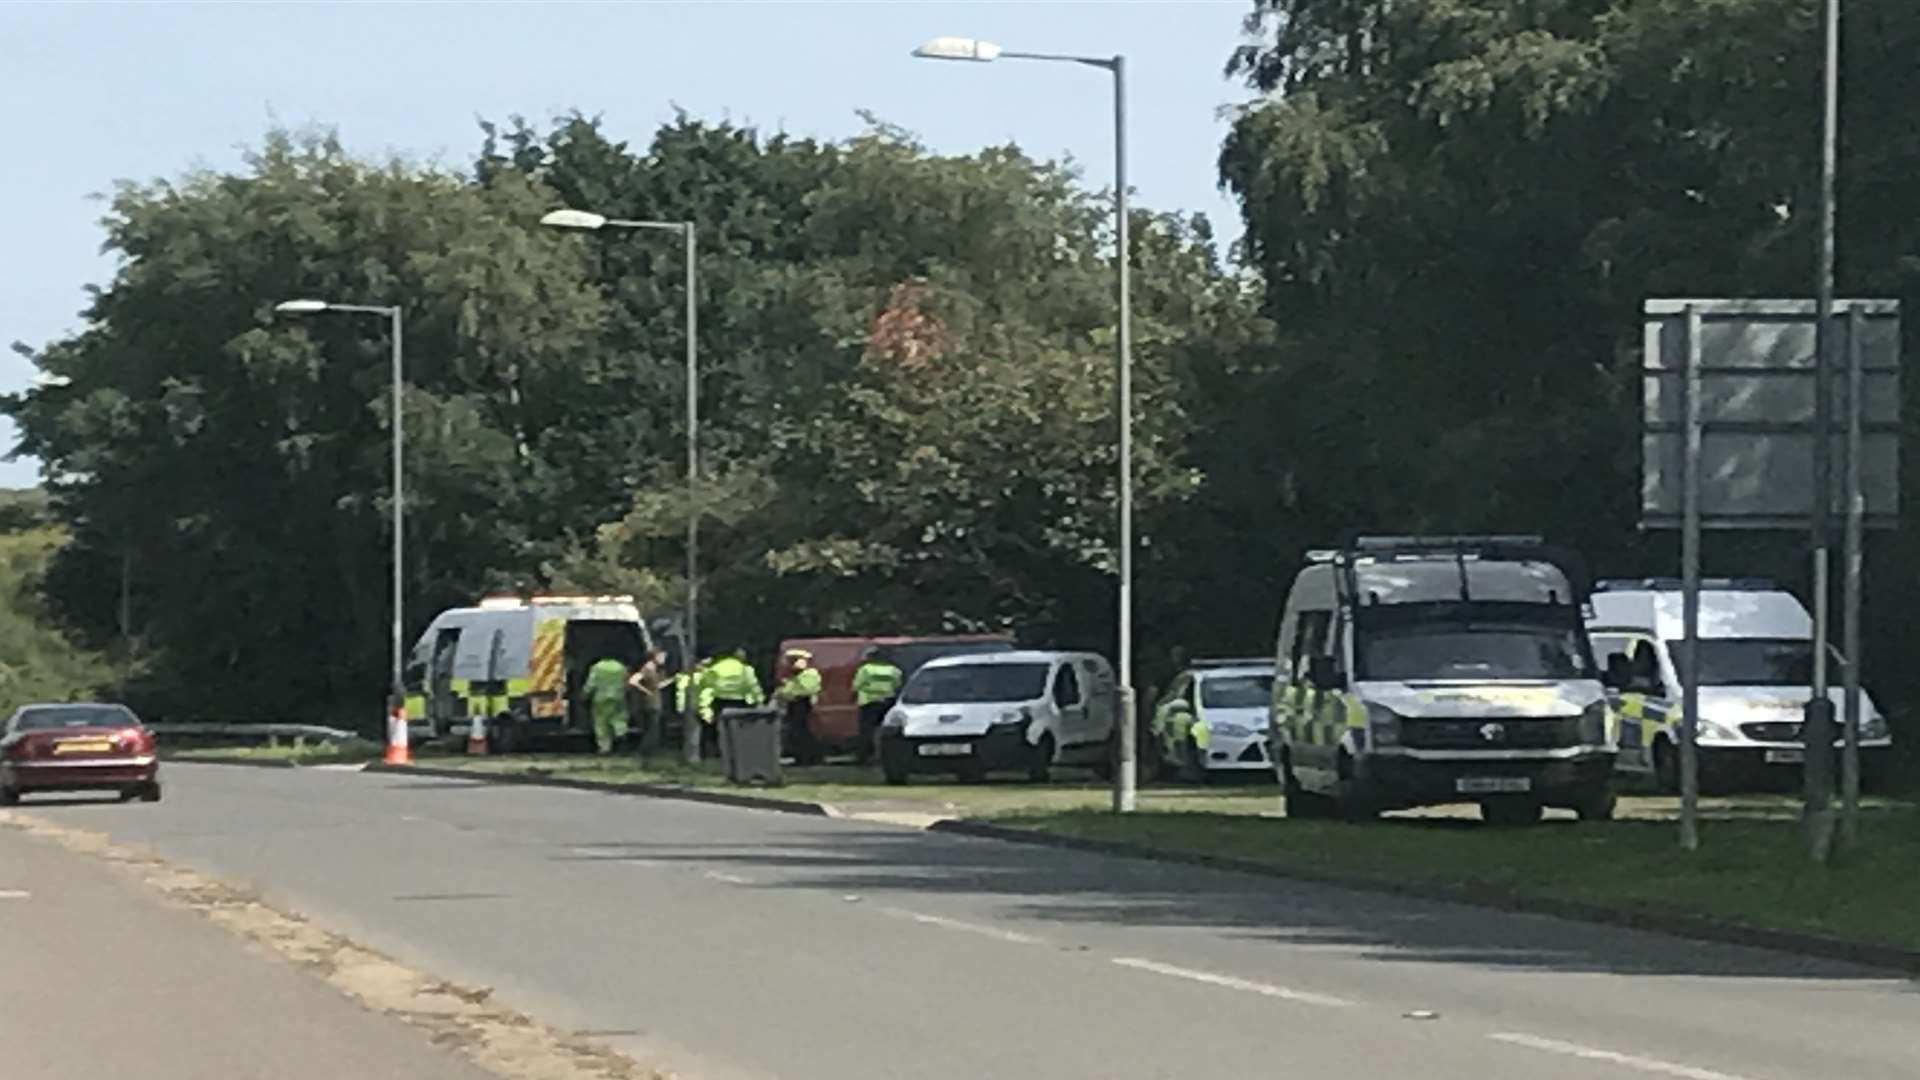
[1111,957,1356,1008]
[0,890,28,900]
[704,870,752,885]
[876,906,1045,946]
[1488,1032,1756,1080]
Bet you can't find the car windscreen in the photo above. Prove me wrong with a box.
[1358,625,1593,682]
[1200,675,1274,709]
[12,705,136,731]
[1666,638,1839,687]
[900,663,1050,705]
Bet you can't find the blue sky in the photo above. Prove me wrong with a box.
[0,0,1259,487]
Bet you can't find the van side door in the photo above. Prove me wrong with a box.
[427,623,464,732]
[1051,660,1088,749]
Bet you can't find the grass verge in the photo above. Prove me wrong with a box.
[169,738,383,766]
[994,806,1920,955]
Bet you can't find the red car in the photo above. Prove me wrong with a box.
[0,703,161,805]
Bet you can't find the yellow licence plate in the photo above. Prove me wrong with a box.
[53,740,113,755]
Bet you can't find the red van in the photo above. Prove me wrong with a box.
[775,634,1015,756]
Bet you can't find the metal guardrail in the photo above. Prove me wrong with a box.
[145,722,368,743]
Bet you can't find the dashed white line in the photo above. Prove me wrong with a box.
[0,890,28,900]
[1488,1032,1756,1080]
[704,870,752,885]
[1111,957,1356,1008]
[875,906,1045,946]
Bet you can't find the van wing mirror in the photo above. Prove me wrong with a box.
[1603,653,1632,691]
[1306,654,1340,692]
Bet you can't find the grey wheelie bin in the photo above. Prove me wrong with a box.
[718,705,784,785]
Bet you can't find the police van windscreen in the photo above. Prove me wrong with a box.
[901,663,1050,705]
[1200,675,1274,708]
[1358,626,1593,682]
[1355,559,1573,605]
[1667,638,1841,687]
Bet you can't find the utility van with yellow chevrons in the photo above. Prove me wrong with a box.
[1270,536,1617,826]
[403,596,663,753]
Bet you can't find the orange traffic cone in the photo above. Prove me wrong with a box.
[467,712,489,756]
[384,702,412,766]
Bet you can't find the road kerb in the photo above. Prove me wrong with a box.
[364,762,832,817]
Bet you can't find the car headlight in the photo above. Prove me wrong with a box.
[1210,722,1252,739]
[1861,714,1890,741]
[882,710,906,729]
[994,707,1032,726]
[1579,701,1609,746]
[1366,704,1401,747]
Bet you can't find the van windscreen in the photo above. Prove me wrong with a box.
[901,663,1050,705]
[1667,638,1839,687]
[1358,626,1592,682]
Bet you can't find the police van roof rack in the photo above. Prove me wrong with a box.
[1593,577,1779,593]
[1328,534,1588,608]
[1191,657,1272,669]
[1352,534,1546,553]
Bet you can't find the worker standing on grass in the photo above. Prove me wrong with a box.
[673,657,716,755]
[775,648,825,765]
[628,648,667,758]
[850,647,904,765]
[702,647,763,758]
[584,654,632,755]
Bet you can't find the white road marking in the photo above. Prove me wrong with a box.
[1488,1032,1756,1080]
[1111,957,1356,1008]
[876,906,1044,946]
[704,870,752,885]
[569,848,663,866]
[0,890,28,900]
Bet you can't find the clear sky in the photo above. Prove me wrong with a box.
[0,0,1258,488]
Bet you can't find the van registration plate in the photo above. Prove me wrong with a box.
[1764,749,1805,764]
[917,743,973,758]
[1455,776,1530,794]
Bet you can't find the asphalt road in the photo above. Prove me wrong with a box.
[0,815,498,1080]
[16,763,1918,1080]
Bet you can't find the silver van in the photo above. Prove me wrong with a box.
[1588,579,1892,790]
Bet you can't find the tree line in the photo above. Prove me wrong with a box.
[6,1,1919,749]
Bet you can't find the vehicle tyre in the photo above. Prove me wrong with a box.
[1,785,21,807]
[1026,733,1055,783]
[118,787,140,803]
[880,741,911,786]
[1652,739,1678,794]
[1282,756,1331,820]
[488,716,520,755]
[1481,796,1544,827]
[1090,730,1117,781]
[140,781,162,803]
[1573,781,1617,822]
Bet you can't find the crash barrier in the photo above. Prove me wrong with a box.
[718,706,783,786]
[146,722,366,746]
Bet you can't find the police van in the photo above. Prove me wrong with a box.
[1587,579,1893,791]
[1270,536,1616,825]
[403,595,674,752]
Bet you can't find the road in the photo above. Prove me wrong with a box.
[0,813,498,1080]
[14,763,1918,1080]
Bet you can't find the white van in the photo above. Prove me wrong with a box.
[403,595,669,752]
[1271,536,1617,825]
[877,650,1117,784]
[1587,579,1893,790]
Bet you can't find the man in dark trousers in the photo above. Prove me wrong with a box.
[850,647,904,765]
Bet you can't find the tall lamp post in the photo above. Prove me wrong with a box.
[274,299,406,705]
[540,209,703,763]
[912,35,1136,812]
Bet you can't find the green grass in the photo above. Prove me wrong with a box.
[996,805,1920,953]
[170,738,383,766]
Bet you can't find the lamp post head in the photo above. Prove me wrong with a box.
[274,299,330,314]
[540,208,609,231]
[912,36,1003,62]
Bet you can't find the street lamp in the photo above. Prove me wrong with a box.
[274,299,407,705]
[912,35,1138,812]
[541,209,703,762]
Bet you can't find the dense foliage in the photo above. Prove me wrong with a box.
[0,490,110,713]
[6,1,1920,731]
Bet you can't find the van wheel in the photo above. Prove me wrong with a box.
[1573,781,1616,822]
[1652,740,1678,794]
[1089,731,1117,781]
[0,785,18,807]
[1282,756,1331,820]
[1481,796,1544,827]
[1026,734,1055,783]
